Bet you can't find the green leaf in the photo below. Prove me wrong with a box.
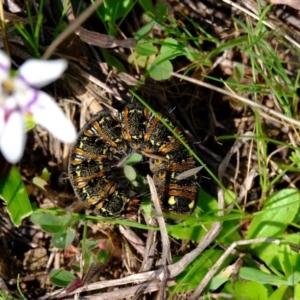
[287,272,300,286]
[32,167,50,192]
[247,189,300,239]
[141,195,152,218]
[85,239,100,249]
[155,2,168,22]
[128,52,150,68]
[123,153,143,165]
[248,236,300,277]
[124,165,137,182]
[52,228,75,249]
[149,55,172,80]
[244,189,300,276]
[97,249,109,264]
[135,19,156,37]
[40,167,51,181]
[50,269,76,287]
[233,63,245,82]
[167,189,216,241]
[0,166,32,226]
[209,266,233,291]
[40,214,69,233]
[280,243,296,277]
[171,249,226,294]
[160,38,179,58]
[136,41,158,56]
[100,0,134,22]
[30,210,45,225]
[138,0,155,16]
[32,177,47,191]
[83,245,93,266]
[239,267,287,285]
[224,280,269,300]
[101,49,126,72]
[295,283,300,299]
[268,285,289,300]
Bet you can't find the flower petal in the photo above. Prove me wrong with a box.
[0,110,26,163]
[0,50,10,82]
[18,59,67,88]
[13,82,37,108]
[30,91,76,143]
[0,108,4,136]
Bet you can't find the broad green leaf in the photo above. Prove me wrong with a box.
[281,243,298,277]
[50,269,76,287]
[83,245,93,266]
[245,189,300,275]
[281,234,300,276]
[149,55,172,80]
[124,165,137,182]
[155,2,168,22]
[287,272,300,286]
[167,189,241,242]
[52,228,75,249]
[239,267,287,285]
[136,41,158,56]
[135,19,156,37]
[295,283,300,299]
[71,264,81,273]
[268,285,289,300]
[141,195,152,218]
[0,165,32,226]
[167,189,212,241]
[32,167,50,192]
[247,189,300,239]
[209,265,233,291]
[128,52,151,68]
[123,153,143,165]
[30,210,45,225]
[160,38,179,58]
[249,239,300,277]
[225,280,268,300]
[40,214,69,233]
[32,177,47,191]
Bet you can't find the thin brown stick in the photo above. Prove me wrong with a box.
[190,238,281,299]
[147,175,170,299]
[171,72,300,128]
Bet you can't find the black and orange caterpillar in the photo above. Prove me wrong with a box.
[68,103,200,219]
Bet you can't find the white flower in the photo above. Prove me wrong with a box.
[0,51,77,163]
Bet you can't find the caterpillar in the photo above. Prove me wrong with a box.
[68,103,200,219]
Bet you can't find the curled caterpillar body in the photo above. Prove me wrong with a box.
[68,103,200,219]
